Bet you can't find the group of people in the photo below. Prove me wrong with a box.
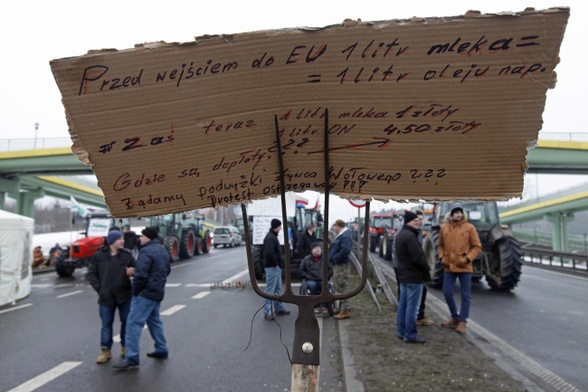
[90,203,478,370]
[395,203,482,344]
[262,218,353,320]
[87,226,171,370]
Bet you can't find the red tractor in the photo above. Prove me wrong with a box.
[368,212,403,258]
[54,212,141,277]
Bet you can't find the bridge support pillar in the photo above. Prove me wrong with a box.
[544,212,575,252]
[10,189,45,219]
[0,178,20,210]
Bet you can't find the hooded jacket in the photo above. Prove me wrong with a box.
[88,245,136,305]
[438,212,482,273]
[328,228,352,265]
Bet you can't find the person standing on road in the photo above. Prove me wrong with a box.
[87,230,136,364]
[395,211,431,343]
[263,219,291,320]
[329,219,353,320]
[296,222,318,259]
[113,227,171,370]
[438,203,482,334]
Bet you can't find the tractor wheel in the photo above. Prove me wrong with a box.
[164,236,180,263]
[194,237,203,256]
[252,245,265,280]
[179,229,196,259]
[424,231,444,288]
[201,230,211,253]
[55,250,75,277]
[486,237,523,291]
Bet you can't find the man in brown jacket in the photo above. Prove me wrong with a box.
[438,203,482,334]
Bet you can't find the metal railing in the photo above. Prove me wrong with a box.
[0,138,72,152]
[521,246,588,272]
[1,133,587,153]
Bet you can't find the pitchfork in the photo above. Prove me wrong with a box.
[241,110,370,392]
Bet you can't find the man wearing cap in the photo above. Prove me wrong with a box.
[262,218,290,320]
[395,211,431,344]
[113,226,171,370]
[299,242,333,295]
[439,203,482,334]
[88,229,136,364]
[329,219,353,319]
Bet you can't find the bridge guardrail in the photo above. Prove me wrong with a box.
[521,245,588,273]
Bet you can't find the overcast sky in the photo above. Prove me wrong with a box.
[2,1,586,223]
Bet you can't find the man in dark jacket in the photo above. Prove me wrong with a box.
[296,222,317,259]
[88,230,136,364]
[395,211,431,344]
[263,219,290,320]
[299,242,333,295]
[328,219,353,320]
[113,227,171,370]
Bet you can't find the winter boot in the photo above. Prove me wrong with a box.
[455,320,467,334]
[441,318,459,328]
[96,347,112,364]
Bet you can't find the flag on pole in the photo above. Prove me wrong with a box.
[70,196,90,218]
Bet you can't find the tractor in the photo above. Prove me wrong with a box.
[423,201,523,291]
[149,211,212,262]
[368,212,402,258]
[54,212,141,277]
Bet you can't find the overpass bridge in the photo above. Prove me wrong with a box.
[1,134,588,249]
[500,182,588,251]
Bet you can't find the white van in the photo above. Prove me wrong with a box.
[213,226,242,248]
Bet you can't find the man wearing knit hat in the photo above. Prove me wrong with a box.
[395,210,431,343]
[439,202,482,334]
[113,227,171,370]
[88,229,136,364]
[262,218,290,320]
[299,242,332,295]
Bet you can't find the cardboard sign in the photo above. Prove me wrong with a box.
[50,8,569,218]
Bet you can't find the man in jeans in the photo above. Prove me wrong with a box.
[263,219,290,320]
[395,211,431,343]
[113,227,171,370]
[88,230,135,363]
[439,203,482,334]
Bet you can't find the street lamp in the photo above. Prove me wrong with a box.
[34,122,39,149]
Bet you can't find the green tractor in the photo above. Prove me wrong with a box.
[149,212,212,262]
[423,201,522,291]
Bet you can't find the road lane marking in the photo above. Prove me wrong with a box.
[160,305,186,316]
[166,283,182,287]
[0,303,33,314]
[7,361,82,392]
[56,290,83,298]
[31,284,53,289]
[185,283,211,287]
[192,291,210,299]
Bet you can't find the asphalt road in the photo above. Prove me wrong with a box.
[0,247,343,392]
[376,256,588,392]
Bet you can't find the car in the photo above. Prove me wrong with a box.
[213,226,242,248]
